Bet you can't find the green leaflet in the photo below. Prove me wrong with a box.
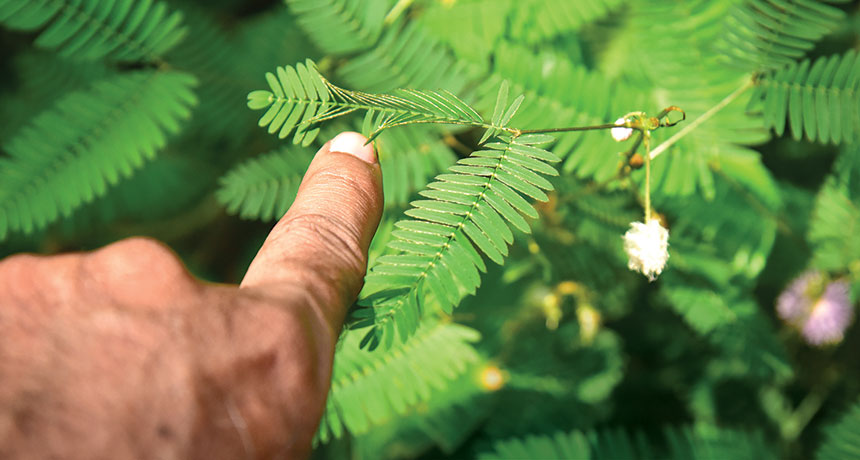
[216,146,315,221]
[479,425,775,460]
[338,22,471,94]
[477,42,644,182]
[285,0,391,55]
[163,5,299,149]
[817,399,860,460]
[808,147,860,272]
[479,430,590,460]
[753,50,860,145]
[600,1,771,200]
[659,176,789,380]
[315,321,481,444]
[717,0,850,72]
[0,51,113,140]
[0,0,187,61]
[349,370,490,457]
[418,0,623,63]
[0,71,197,240]
[247,59,486,146]
[508,0,624,44]
[375,126,458,207]
[355,134,560,350]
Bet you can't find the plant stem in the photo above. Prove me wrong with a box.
[518,123,623,135]
[649,78,754,160]
[644,132,651,222]
[781,387,829,441]
[384,0,414,24]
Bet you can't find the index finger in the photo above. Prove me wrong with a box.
[241,132,384,335]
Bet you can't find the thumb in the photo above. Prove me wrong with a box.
[241,131,383,332]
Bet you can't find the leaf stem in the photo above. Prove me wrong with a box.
[644,132,652,222]
[649,78,754,160]
[780,387,828,441]
[384,0,414,25]
[518,123,623,135]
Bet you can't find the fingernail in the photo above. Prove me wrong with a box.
[329,131,377,164]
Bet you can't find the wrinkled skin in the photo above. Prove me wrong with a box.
[0,132,383,460]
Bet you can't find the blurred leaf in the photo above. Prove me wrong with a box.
[817,399,860,460]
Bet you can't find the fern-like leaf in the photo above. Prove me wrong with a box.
[817,399,860,460]
[337,22,471,94]
[316,321,481,444]
[162,5,258,147]
[356,134,559,350]
[419,0,622,63]
[707,297,793,380]
[479,430,591,459]
[284,0,391,55]
[0,71,197,239]
[478,42,645,181]
[352,371,490,456]
[508,0,624,44]
[0,51,113,139]
[718,0,849,71]
[247,60,486,146]
[596,1,771,198]
[375,126,457,207]
[809,182,860,271]
[753,50,860,144]
[418,0,510,64]
[808,147,860,272]
[660,175,789,379]
[0,0,187,61]
[479,425,775,460]
[216,147,314,221]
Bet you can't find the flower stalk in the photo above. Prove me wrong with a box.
[601,108,684,281]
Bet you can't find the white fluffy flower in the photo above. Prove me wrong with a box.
[623,220,669,281]
[611,117,633,142]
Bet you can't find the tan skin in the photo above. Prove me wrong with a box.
[0,132,383,460]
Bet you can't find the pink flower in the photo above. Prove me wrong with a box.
[777,271,854,346]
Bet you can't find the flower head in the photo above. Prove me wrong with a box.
[777,271,822,324]
[623,219,669,281]
[777,271,854,347]
[611,117,633,142]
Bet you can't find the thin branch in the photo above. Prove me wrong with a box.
[644,132,652,222]
[649,78,755,160]
[518,123,623,135]
[384,0,414,25]
[781,387,828,441]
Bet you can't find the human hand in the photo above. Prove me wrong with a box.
[0,132,383,460]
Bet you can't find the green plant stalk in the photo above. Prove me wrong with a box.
[517,122,623,135]
[649,78,754,160]
[781,388,828,441]
[384,0,414,24]
[644,131,652,222]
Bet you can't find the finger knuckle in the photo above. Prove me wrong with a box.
[101,237,172,258]
[86,237,198,299]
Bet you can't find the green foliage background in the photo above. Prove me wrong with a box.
[2,0,860,458]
